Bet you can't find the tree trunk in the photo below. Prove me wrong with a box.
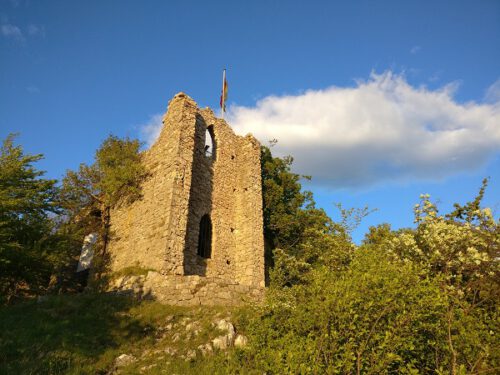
[94,204,110,287]
[447,304,457,375]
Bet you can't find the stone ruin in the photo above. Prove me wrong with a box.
[106,93,265,305]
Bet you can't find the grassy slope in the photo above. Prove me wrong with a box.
[0,293,257,374]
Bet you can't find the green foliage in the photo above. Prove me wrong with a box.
[380,184,500,373]
[61,135,145,215]
[0,293,252,374]
[0,293,152,374]
[447,177,491,225]
[0,134,60,302]
[0,133,146,300]
[261,144,334,251]
[239,176,499,374]
[260,144,353,286]
[363,223,394,245]
[248,249,451,374]
[261,144,308,250]
[389,186,499,304]
[95,135,145,207]
[0,134,58,217]
[60,135,146,286]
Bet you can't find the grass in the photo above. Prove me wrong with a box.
[0,293,257,374]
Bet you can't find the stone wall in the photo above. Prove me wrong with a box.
[105,93,265,304]
[111,272,264,306]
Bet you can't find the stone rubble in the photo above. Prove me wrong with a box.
[234,334,248,348]
[114,353,136,368]
[197,343,213,357]
[212,319,237,350]
[124,318,249,371]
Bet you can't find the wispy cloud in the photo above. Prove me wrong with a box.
[1,21,46,42]
[226,71,500,189]
[138,114,163,147]
[27,24,45,37]
[485,78,500,104]
[1,23,24,41]
[410,45,421,54]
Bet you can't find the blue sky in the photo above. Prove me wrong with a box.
[1,0,499,242]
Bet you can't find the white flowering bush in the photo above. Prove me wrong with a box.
[375,180,499,373]
[389,186,499,302]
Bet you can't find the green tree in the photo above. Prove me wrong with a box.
[261,144,311,250]
[261,145,348,279]
[260,144,374,289]
[60,135,145,282]
[0,134,59,302]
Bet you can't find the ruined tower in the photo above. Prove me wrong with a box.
[106,93,265,305]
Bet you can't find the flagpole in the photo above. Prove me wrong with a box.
[221,68,226,119]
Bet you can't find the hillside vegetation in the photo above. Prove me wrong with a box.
[0,134,498,374]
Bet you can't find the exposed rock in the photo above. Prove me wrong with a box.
[185,321,201,335]
[213,319,236,348]
[185,349,196,361]
[114,353,136,367]
[140,364,157,373]
[212,335,231,350]
[172,332,181,342]
[164,347,177,356]
[216,319,235,335]
[180,317,191,326]
[197,343,213,357]
[234,334,248,348]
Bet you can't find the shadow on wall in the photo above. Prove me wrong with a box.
[183,114,215,276]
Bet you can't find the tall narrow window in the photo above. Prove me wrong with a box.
[204,126,216,159]
[197,214,212,258]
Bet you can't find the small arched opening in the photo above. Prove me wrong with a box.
[204,126,216,160]
[197,214,212,259]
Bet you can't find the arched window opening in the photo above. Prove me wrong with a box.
[204,126,216,159]
[197,214,212,258]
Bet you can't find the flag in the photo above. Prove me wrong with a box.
[220,70,228,112]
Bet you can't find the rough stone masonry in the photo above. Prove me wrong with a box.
[106,93,265,305]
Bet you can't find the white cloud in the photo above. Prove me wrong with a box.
[226,72,500,189]
[485,78,500,103]
[139,114,163,147]
[1,23,24,41]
